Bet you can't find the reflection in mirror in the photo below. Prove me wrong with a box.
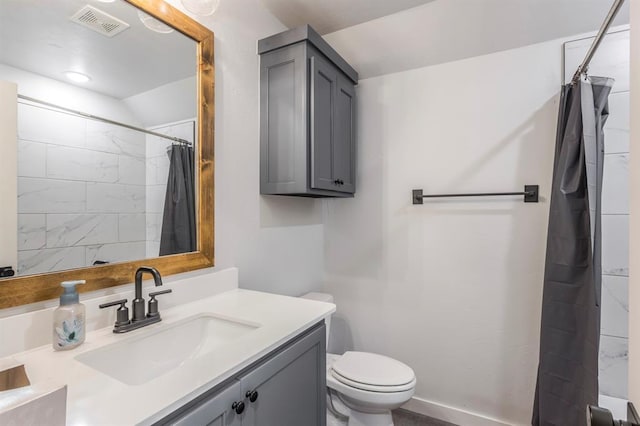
[0,0,199,278]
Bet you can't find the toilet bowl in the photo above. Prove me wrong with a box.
[301,293,416,426]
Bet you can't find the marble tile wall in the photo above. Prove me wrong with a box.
[144,120,195,258]
[599,91,630,399]
[565,30,629,399]
[16,103,147,275]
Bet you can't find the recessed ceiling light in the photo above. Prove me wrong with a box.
[64,71,91,83]
[181,0,220,16]
[95,0,116,3]
[137,10,174,34]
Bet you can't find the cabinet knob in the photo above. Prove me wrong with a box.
[232,401,245,414]
[246,390,259,403]
[334,179,344,185]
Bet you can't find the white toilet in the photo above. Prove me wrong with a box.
[301,293,416,426]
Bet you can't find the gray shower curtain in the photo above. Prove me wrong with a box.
[159,144,196,256]
[532,76,613,426]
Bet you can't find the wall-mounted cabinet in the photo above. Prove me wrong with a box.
[259,25,358,197]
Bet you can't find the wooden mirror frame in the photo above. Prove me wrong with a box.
[0,0,214,309]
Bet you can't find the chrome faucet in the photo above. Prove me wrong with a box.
[99,266,172,333]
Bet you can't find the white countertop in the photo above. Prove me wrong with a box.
[5,289,335,425]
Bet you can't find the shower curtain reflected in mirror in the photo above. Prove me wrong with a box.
[532,76,613,425]
[159,144,196,256]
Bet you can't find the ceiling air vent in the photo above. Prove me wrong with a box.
[69,5,130,38]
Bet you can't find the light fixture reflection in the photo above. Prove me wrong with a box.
[137,10,174,34]
[64,71,91,83]
[181,0,220,16]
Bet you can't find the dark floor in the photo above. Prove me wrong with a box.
[392,409,458,426]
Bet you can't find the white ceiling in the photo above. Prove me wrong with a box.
[0,0,196,99]
[259,0,435,34]
[262,0,630,80]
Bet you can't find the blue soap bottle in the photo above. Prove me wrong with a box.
[52,280,86,351]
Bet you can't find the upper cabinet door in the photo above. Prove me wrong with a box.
[333,74,356,193]
[310,54,338,192]
[260,43,308,195]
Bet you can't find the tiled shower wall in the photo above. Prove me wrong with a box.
[145,120,195,258]
[565,29,630,399]
[600,88,630,399]
[16,103,147,275]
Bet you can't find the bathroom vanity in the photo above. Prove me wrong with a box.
[0,278,334,425]
[162,323,325,425]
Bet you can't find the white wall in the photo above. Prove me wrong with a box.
[322,39,564,425]
[0,81,18,271]
[0,64,140,126]
[629,0,640,404]
[322,0,629,79]
[149,0,326,296]
[124,76,197,128]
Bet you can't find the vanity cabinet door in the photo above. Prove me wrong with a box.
[239,324,326,426]
[168,379,242,426]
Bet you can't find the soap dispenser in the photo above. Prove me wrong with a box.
[53,280,86,351]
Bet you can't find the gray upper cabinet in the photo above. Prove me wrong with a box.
[259,25,358,197]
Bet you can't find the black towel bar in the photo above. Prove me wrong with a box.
[412,185,539,204]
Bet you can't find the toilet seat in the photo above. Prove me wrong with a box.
[326,372,416,410]
[331,370,416,393]
[330,352,416,393]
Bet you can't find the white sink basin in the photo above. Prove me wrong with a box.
[76,314,259,385]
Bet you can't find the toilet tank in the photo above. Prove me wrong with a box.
[300,292,333,349]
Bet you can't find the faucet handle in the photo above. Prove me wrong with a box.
[147,289,172,318]
[99,299,130,327]
[149,289,172,298]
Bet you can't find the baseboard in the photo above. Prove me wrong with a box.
[402,396,514,426]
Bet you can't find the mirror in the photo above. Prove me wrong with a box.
[0,0,214,308]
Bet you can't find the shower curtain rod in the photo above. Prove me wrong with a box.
[17,94,193,146]
[570,0,626,84]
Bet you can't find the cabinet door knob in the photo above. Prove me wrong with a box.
[232,401,245,414]
[246,390,259,403]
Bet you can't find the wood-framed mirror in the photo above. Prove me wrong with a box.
[0,0,214,309]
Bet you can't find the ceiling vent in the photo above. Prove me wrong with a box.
[69,5,130,38]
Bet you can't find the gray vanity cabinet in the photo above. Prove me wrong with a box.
[259,25,358,197]
[239,323,326,426]
[170,380,241,426]
[160,322,326,426]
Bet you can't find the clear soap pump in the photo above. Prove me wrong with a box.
[52,280,86,351]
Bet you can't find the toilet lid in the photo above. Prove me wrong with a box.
[331,352,415,390]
